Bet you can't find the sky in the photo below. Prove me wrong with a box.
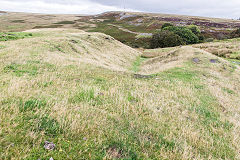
[0,0,240,19]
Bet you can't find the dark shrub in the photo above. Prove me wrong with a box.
[150,30,185,48]
[198,34,205,42]
[163,26,199,44]
[231,28,240,38]
[161,23,174,29]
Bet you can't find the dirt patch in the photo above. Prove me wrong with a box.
[107,146,124,159]
[133,74,153,79]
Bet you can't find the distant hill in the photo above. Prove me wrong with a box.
[1,11,240,48]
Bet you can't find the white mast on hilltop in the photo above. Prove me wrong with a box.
[123,0,126,11]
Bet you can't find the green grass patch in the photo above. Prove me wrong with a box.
[222,88,235,94]
[69,88,103,106]
[54,44,65,53]
[38,81,53,88]
[131,56,147,72]
[188,83,235,158]
[36,114,62,136]
[194,84,205,90]
[19,99,47,112]
[93,77,109,90]
[94,77,106,84]
[110,20,151,33]
[157,67,197,82]
[4,63,38,77]
[0,32,33,41]
[18,113,62,136]
[88,23,151,48]
[127,92,139,103]
[157,135,176,150]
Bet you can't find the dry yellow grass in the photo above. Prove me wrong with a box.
[0,11,91,32]
[193,40,240,60]
[0,28,240,159]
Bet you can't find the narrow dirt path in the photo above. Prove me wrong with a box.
[108,24,152,37]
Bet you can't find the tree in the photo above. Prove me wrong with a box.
[163,26,199,44]
[150,30,185,48]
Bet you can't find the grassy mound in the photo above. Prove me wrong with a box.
[0,29,240,159]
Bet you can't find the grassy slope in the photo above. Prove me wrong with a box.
[0,29,240,160]
[88,21,151,48]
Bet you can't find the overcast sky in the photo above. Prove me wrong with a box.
[0,0,240,19]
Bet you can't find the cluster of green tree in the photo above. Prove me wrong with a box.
[151,23,204,48]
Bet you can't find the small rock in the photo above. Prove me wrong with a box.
[44,141,55,150]
[98,92,104,96]
[210,59,219,63]
[192,57,200,63]
[10,143,14,147]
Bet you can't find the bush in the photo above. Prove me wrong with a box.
[150,30,185,48]
[231,28,240,38]
[187,25,205,42]
[161,23,174,29]
[187,25,201,35]
[198,34,205,42]
[163,26,199,44]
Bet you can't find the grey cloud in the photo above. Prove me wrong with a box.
[0,0,239,18]
[90,0,240,18]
